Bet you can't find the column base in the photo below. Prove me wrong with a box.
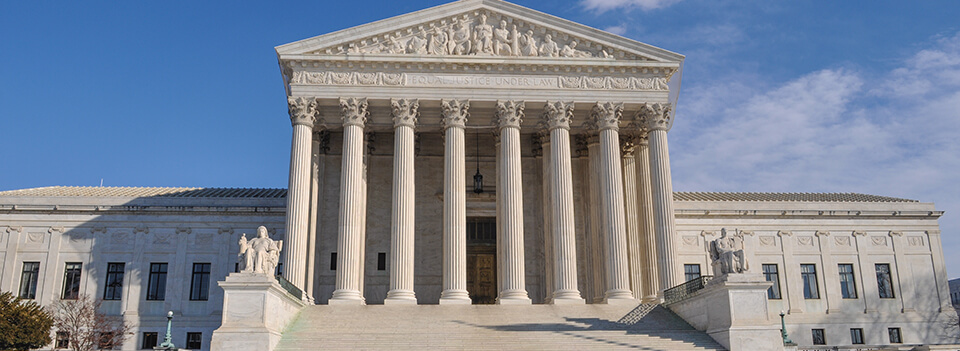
[440,289,471,305]
[497,297,533,305]
[384,290,417,305]
[604,289,635,303]
[329,289,365,305]
[551,297,586,305]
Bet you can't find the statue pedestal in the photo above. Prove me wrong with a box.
[667,273,783,351]
[210,273,305,351]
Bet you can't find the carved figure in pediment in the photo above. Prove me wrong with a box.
[238,226,283,275]
[560,40,592,58]
[451,20,473,55]
[428,27,448,55]
[520,30,538,56]
[493,20,513,56]
[710,228,749,275]
[510,25,520,57]
[539,34,560,57]
[383,35,406,54]
[407,31,428,54]
[473,14,495,55]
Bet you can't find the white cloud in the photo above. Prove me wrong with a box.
[603,24,628,36]
[581,0,682,13]
[671,31,960,276]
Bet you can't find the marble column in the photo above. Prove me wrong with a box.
[620,138,644,300]
[439,99,472,305]
[592,102,635,303]
[542,101,584,304]
[495,100,531,305]
[587,135,605,303]
[282,96,317,294]
[637,103,682,293]
[385,99,419,305]
[330,97,369,305]
[633,132,660,303]
[537,131,554,304]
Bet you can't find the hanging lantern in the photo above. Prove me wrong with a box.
[474,168,484,193]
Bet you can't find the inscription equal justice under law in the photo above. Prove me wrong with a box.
[406,73,556,88]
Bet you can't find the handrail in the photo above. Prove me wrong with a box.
[663,275,713,305]
[275,275,304,300]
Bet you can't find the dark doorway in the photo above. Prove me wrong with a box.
[467,217,497,304]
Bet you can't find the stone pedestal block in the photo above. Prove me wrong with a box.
[210,273,306,351]
[667,273,783,351]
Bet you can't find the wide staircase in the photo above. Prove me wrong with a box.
[274,303,726,350]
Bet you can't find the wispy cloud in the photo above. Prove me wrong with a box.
[671,31,960,275]
[581,0,683,13]
[603,24,628,36]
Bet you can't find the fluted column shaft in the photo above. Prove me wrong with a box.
[330,98,368,305]
[593,102,635,303]
[496,100,531,304]
[543,101,584,304]
[638,103,681,294]
[440,100,471,304]
[634,135,660,303]
[282,97,316,296]
[386,99,418,305]
[586,138,605,303]
[621,141,644,300]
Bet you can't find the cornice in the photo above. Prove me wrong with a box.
[0,204,286,215]
[281,55,679,76]
[675,209,943,219]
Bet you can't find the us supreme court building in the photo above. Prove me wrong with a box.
[1,1,957,350]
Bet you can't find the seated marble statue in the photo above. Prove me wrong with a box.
[710,228,748,275]
[238,226,283,275]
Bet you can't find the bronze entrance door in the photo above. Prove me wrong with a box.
[466,217,497,304]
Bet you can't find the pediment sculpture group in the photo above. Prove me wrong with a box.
[238,226,283,275]
[349,13,610,59]
[710,228,749,275]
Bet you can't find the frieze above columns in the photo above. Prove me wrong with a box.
[495,100,525,130]
[591,102,624,132]
[339,98,369,128]
[289,71,670,92]
[288,97,319,127]
[391,98,420,128]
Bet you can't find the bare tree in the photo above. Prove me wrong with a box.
[48,294,130,351]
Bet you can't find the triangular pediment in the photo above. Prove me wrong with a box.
[275,0,683,63]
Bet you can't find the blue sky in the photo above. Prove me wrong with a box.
[2,1,960,277]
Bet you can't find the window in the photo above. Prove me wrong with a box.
[190,263,211,301]
[838,264,858,299]
[99,332,115,350]
[684,264,701,282]
[104,263,124,300]
[877,263,895,298]
[811,329,826,345]
[801,264,819,299]
[377,252,387,271]
[466,217,497,244]
[850,328,864,344]
[275,262,283,276]
[146,263,168,301]
[55,331,69,348]
[19,262,40,299]
[185,332,202,349]
[141,332,158,349]
[762,264,781,299]
[61,262,82,299]
[889,327,902,343]
[330,253,337,270]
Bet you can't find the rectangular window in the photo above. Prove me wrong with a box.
[146,263,168,301]
[141,332,158,349]
[61,262,82,300]
[103,263,125,301]
[877,263,895,298]
[55,331,69,348]
[330,253,337,270]
[811,329,826,345]
[19,262,40,299]
[190,263,211,301]
[762,264,781,299]
[838,264,858,299]
[801,264,820,299]
[275,262,283,276]
[185,332,202,349]
[99,332,115,350]
[850,328,864,344]
[377,252,387,271]
[684,264,701,282]
[889,327,902,343]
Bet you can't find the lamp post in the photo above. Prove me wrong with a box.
[779,310,793,345]
[158,310,176,350]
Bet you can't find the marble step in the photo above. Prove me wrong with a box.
[274,303,726,350]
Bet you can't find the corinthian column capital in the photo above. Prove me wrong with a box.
[391,98,419,129]
[441,99,469,130]
[636,103,672,132]
[495,100,525,130]
[542,101,575,131]
[339,97,369,128]
[591,102,624,131]
[288,96,318,127]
